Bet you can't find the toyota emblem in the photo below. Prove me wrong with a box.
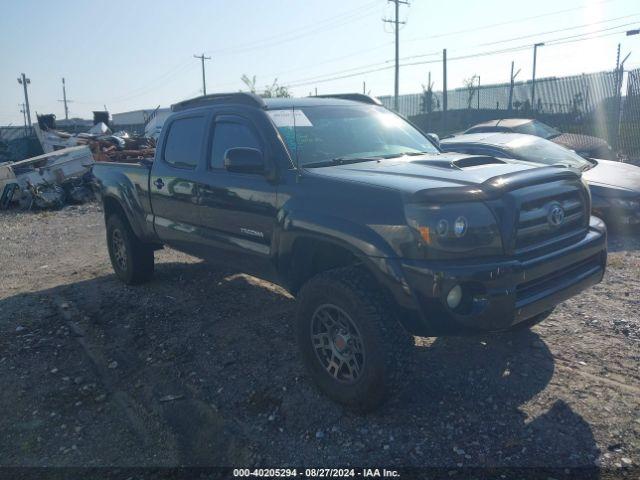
[547,203,565,227]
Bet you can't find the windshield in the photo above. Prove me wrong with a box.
[267,105,438,167]
[505,135,590,169]
[511,120,561,139]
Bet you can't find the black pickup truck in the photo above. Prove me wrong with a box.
[93,93,607,410]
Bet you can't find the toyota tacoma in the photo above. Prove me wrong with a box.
[93,93,607,411]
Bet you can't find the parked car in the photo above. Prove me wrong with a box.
[463,119,614,159]
[440,132,640,226]
[93,93,607,411]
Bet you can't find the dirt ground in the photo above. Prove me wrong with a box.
[1,203,639,472]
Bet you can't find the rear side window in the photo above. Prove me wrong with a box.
[163,116,206,168]
[210,122,261,169]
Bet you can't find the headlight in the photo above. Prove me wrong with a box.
[404,202,503,259]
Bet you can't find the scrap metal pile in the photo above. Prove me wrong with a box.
[0,146,95,211]
[36,113,156,163]
[0,113,155,211]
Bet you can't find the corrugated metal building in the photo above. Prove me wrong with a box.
[112,107,171,135]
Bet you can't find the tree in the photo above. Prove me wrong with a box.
[241,75,290,98]
[241,74,257,94]
[463,75,479,110]
[420,72,438,114]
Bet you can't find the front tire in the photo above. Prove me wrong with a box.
[296,267,412,412]
[106,214,154,285]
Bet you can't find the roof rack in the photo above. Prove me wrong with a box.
[312,93,382,105]
[171,92,266,112]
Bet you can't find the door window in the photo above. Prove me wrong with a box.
[210,121,261,169]
[163,116,206,168]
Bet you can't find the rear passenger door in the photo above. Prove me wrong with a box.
[196,113,279,279]
[150,113,207,254]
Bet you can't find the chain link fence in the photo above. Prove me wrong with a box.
[379,68,640,159]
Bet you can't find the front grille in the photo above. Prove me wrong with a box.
[515,186,587,252]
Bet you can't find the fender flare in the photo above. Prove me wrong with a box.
[276,208,421,328]
[100,179,155,243]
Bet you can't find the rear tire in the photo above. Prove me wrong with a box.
[296,266,412,412]
[106,214,154,285]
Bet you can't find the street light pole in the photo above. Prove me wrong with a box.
[531,42,544,112]
[17,73,32,129]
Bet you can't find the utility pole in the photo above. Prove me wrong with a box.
[508,61,521,112]
[442,48,448,131]
[193,53,211,95]
[531,42,544,112]
[58,77,72,121]
[17,73,32,129]
[19,103,27,136]
[383,0,408,111]
[363,81,366,95]
[477,75,481,110]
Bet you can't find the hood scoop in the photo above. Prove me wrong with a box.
[411,155,507,170]
[452,155,507,168]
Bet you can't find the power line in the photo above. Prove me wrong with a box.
[283,24,637,88]
[204,0,381,56]
[477,12,640,47]
[403,0,619,44]
[70,2,382,107]
[286,11,637,90]
[106,59,196,103]
[398,19,640,62]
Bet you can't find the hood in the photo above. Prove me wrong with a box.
[583,159,640,193]
[305,153,581,200]
[550,132,610,153]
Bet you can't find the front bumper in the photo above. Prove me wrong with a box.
[381,216,607,336]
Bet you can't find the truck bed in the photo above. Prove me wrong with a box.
[92,160,158,242]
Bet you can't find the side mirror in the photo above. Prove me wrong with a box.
[427,133,440,148]
[224,147,265,174]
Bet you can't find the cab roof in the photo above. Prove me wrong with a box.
[171,92,381,112]
[171,92,382,112]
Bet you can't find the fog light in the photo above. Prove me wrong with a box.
[446,284,463,310]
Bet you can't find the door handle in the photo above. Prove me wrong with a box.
[154,178,165,189]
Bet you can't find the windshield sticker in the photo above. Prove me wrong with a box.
[267,109,313,127]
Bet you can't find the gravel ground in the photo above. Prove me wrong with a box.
[0,203,639,472]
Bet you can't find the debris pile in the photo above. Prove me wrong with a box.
[36,113,156,163]
[1,112,156,211]
[0,146,95,211]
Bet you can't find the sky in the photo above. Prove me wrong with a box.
[1,0,639,125]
